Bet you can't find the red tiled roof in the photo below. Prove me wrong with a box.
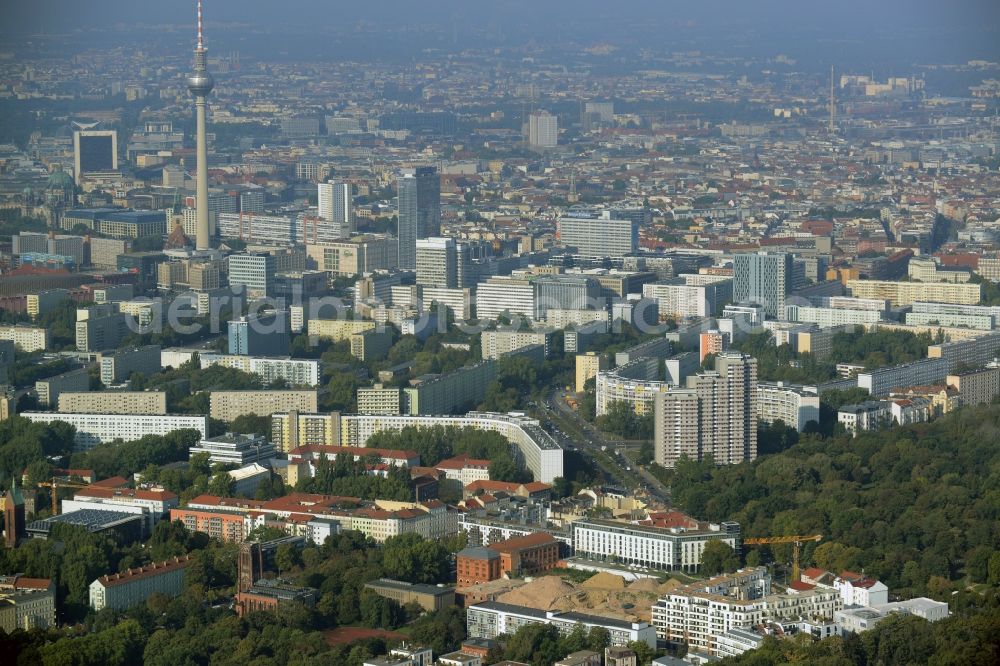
[435,454,491,470]
[642,510,700,529]
[90,476,130,488]
[96,556,192,588]
[801,567,828,580]
[489,532,557,552]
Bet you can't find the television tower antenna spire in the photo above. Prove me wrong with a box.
[188,0,215,251]
[197,0,205,50]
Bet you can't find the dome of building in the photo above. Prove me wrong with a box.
[46,168,75,192]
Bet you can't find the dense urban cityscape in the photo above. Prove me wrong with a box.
[0,1,998,664]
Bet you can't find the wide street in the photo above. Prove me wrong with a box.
[537,387,672,505]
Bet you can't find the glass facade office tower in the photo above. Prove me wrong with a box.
[397,167,441,270]
[733,252,793,318]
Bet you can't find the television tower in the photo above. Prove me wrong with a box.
[188,0,214,250]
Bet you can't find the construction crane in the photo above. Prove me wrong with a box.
[36,478,91,516]
[743,534,822,583]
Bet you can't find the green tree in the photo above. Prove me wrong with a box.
[700,540,739,575]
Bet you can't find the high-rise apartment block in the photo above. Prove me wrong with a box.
[528,111,558,147]
[654,353,758,468]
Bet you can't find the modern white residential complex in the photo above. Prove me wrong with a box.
[570,518,741,573]
[651,568,842,655]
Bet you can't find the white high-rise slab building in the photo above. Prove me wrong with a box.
[317,181,354,239]
[528,111,558,147]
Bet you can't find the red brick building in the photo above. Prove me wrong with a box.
[491,532,560,578]
[456,546,502,587]
[456,532,560,586]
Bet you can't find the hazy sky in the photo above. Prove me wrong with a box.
[1,0,997,65]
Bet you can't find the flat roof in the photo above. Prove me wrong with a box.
[365,578,454,596]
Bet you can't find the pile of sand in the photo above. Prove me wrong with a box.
[658,578,684,594]
[497,572,679,623]
[498,576,577,610]
[625,577,662,593]
[580,572,627,590]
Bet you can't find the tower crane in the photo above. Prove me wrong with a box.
[36,477,92,516]
[743,534,822,583]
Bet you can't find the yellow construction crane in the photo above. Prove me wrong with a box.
[36,478,92,516]
[743,534,822,583]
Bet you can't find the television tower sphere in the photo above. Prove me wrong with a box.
[187,69,214,97]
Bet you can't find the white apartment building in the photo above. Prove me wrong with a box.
[557,215,637,259]
[596,360,671,416]
[545,308,610,329]
[856,358,949,397]
[357,385,403,415]
[420,287,473,321]
[57,391,168,415]
[837,401,891,435]
[476,276,536,322]
[784,305,884,327]
[481,329,552,359]
[528,111,558,148]
[927,331,1000,371]
[571,518,741,573]
[651,569,842,654]
[218,212,298,245]
[834,574,889,608]
[0,325,50,352]
[467,601,657,648]
[341,412,564,482]
[89,556,190,611]
[199,354,321,387]
[643,281,714,320]
[21,412,209,451]
[755,382,820,431]
[947,363,1000,406]
[435,455,491,486]
[317,181,354,238]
